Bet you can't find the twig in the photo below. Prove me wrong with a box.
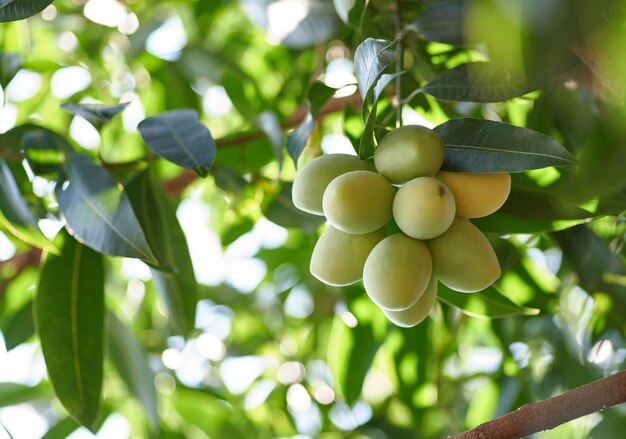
[448,370,626,439]
[393,0,404,128]
[0,248,41,298]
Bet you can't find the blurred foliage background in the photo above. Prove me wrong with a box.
[0,0,625,438]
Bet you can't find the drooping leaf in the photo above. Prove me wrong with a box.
[0,159,56,252]
[138,109,215,177]
[257,111,284,169]
[36,231,104,429]
[170,388,231,438]
[0,382,53,408]
[435,118,577,172]
[412,0,468,46]
[107,311,158,429]
[1,298,35,350]
[0,51,21,88]
[327,315,384,405]
[21,127,68,176]
[437,284,539,318]
[0,0,53,22]
[354,38,397,99]
[56,153,157,264]
[286,112,314,166]
[125,170,197,335]
[263,183,324,233]
[308,81,337,115]
[40,418,80,439]
[60,102,130,131]
[421,57,579,102]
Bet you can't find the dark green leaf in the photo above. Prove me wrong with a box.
[1,298,35,350]
[40,418,80,439]
[257,111,284,169]
[437,283,539,318]
[421,58,579,102]
[286,112,314,166]
[412,0,468,46]
[354,38,396,99]
[0,51,21,88]
[473,212,586,234]
[138,109,215,177]
[263,183,325,233]
[328,316,384,405]
[36,231,104,429]
[0,0,53,22]
[435,118,577,172]
[56,153,157,264]
[61,102,130,131]
[0,383,53,408]
[125,170,197,335]
[107,311,158,429]
[308,81,337,115]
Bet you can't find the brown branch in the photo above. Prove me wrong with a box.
[449,370,626,439]
[0,248,41,298]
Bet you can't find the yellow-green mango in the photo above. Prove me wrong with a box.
[393,177,456,239]
[292,154,373,215]
[310,225,386,286]
[363,234,432,311]
[374,125,444,184]
[383,276,437,327]
[426,217,501,292]
[436,171,511,218]
[323,170,395,234]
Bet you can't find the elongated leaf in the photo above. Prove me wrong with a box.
[0,160,56,252]
[138,109,215,177]
[107,311,158,428]
[437,284,539,318]
[0,0,53,22]
[36,231,104,429]
[354,38,396,99]
[327,315,384,405]
[125,170,197,335]
[171,388,231,437]
[286,112,314,166]
[40,418,79,439]
[257,111,284,168]
[473,212,586,234]
[263,183,324,233]
[412,0,468,46]
[308,81,337,115]
[61,102,130,131]
[435,118,577,172]
[421,58,579,102]
[0,52,21,88]
[56,153,156,263]
[0,383,53,408]
[1,298,35,350]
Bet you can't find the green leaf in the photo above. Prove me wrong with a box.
[420,58,579,102]
[107,311,158,429]
[0,0,53,22]
[354,38,397,100]
[257,111,284,169]
[138,109,215,177]
[0,51,21,88]
[308,81,337,115]
[36,231,104,429]
[61,102,130,131]
[0,159,56,252]
[327,315,384,405]
[1,298,35,350]
[437,284,539,318]
[286,112,314,166]
[56,153,157,264]
[0,382,53,408]
[435,118,577,172]
[125,170,197,335]
[170,388,231,438]
[40,418,80,439]
[412,0,468,46]
[263,183,325,233]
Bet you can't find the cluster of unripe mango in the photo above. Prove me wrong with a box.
[292,125,511,327]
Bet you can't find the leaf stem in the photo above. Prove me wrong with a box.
[394,1,404,128]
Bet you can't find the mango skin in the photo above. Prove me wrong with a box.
[436,171,511,218]
[426,217,501,292]
[374,125,444,184]
[292,154,373,215]
[310,225,386,286]
[393,177,456,240]
[383,276,437,327]
[323,170,395,234]
[363,234,433,311]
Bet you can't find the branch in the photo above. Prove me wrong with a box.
[449,370,626,439]
[0,248,41,298]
